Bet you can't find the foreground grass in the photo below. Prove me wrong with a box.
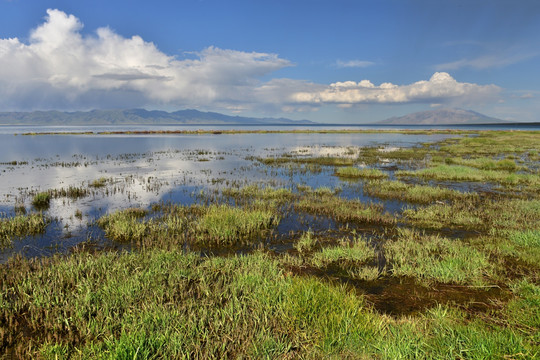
[1,249,537,359]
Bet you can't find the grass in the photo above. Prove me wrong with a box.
[1,248,537,359]
[363,179,475,204]
[96,208,148,242]
[385,229,492,285]
[195,204,277,245]
[89,177,108,188]
[310,236,380,281]
[295,189,396,226]
[403,198,540,233]
[260,156,354,167]
[32,192,51,209]
[0,213,48,248]
[294,230,317,254]
[396,164,539,186]
[443,157,519,171]
[335,166,388,179]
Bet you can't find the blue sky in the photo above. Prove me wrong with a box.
[0,0,539,123]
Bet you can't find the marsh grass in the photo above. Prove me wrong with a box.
[1,249,536,359]
[404,198,540,233]
[443,157,519,171]
[335,166,387,179]
[96,208,148,242]
[89,177,108,188]
[195,204,277,245]
[396,164,539,185]
[0,213,48,247]
[385,229,492,285]
[364,179,475,204]
[310,236,380,281]
[49,186,89,199]
[32,192,51,209]
[294,230,317,254]
[295,191,395,226]
[259,156,354,167]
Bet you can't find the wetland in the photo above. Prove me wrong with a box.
[0,126,539,359]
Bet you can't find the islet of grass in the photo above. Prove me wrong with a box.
[335,166,388,179]
[32,192,51,209]
[364,179,476,204]
[0,213,48,248]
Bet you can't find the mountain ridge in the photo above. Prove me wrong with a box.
[377,108,509,125]
[0,109,314,125]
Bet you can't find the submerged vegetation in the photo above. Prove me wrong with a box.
[1,129,539,358]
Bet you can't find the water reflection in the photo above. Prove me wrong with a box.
[0,127,456,261]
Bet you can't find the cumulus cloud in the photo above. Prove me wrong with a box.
[0,9,502,113]
[335,60,375,68]
[290,72,500,105]
[0,9,291,110]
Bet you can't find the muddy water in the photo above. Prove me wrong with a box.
[0,126,457,261]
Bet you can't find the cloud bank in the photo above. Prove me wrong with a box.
[0,9,501,113]
[290,72,500,106]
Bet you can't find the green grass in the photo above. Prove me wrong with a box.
[295,190,396,226]
[0,213,48,248]
[89,177,108,188]
[32,192,51,209]
[96,208,149,242]
[396,164,539,185]
[259,156,354,167]
[364,179,475,204]
[443,157,519,171]
[1,249,537,359]
[294,230,317,254]
[335,166,388,179]
[310,236,379,281]
[403,198,540,233]
[385,229,492,285]
[194,204,277,245]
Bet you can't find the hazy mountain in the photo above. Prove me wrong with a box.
[0,109,314,125]
[378,108,509,125]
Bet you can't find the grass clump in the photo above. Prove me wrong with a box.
[444,157,519,171]
[32,192,51,209]
[335,166,387,179]
[195,204,277,245]
[364,179,475,204]
[89,177,108,188]
[385,229,492,285]
[259,156,354,167]
[97,208,148,242]
[294,230,317,254]
[311,236,379,281]
[396,164,539,186]
[295,190,395,226]
[0,213,48,247]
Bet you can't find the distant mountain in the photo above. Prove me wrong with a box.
[0,109,315,125]
[378,108,509,125]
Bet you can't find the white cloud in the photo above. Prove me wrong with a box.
[0,9,502,114]
[335,60,375,68]
[0,9,291,110]
[290,72,500,106]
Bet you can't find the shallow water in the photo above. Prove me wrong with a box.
[0,126,460,261]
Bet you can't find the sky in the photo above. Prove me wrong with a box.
[0,0,539,123]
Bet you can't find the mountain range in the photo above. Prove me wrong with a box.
[0,109,314,126]
[0,108,512,125]
[377,108,508,125]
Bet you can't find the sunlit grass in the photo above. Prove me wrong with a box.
[0,213,48,247]
[335,166,388,179]
[364,179,475,204]
[385,229,492,285]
